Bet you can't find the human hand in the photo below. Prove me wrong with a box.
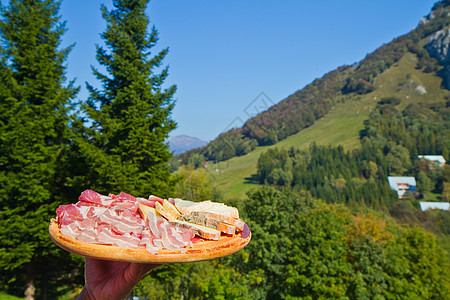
[76,257,161,300]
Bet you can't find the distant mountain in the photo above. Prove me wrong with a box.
[168,135,207,155]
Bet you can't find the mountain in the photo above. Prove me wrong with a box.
[178,0,450,167]
[175,0,450,201]
[168,135,207,155]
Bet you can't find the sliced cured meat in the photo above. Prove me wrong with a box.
[97,226,116,245]
[115,233,141,248]
[77,227,98,243]
[136,197,155,208]
[79,190,115,207]
[78,190,102,205]
[149,195,164,205]
[60,222,81,239]
[147,212,169,237]
[113,200,139,214]
[160,225,181,250]
[75,217,97,230]
[56,204,82,225]
[118,191,136,202]
[98,210,143,235]
[139,229,154,248]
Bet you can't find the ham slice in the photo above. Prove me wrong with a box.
[97,226,116,245]
[115,233,141,248]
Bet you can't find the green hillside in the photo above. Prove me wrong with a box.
[207,51,448,200]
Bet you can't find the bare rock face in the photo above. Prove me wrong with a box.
[420,10,436,25]
[426,29,450,63]
[426,28,450,87]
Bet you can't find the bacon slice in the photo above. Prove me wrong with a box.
[149,195,164,204]
[60,222,81,239]
[136,197,156,208]
[97,226,116,245]
[77,227,98,243]
[115,233,141,248]
[139,229,160,253]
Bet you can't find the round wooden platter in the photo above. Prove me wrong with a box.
[49,219,251,263]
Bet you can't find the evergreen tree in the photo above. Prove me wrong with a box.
[80,0,176,197]
[0,0,80,298]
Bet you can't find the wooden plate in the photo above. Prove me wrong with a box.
[49,219,251,263]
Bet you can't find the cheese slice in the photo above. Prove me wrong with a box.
[155,202,179,221]
[170,220,221,241]
[163,199,181,219]
[138,204,157,222]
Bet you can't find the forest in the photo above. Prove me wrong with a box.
[0,0,450,299]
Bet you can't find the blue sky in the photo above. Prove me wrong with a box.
[8,0,440,141]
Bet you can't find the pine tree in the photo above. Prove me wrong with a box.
[0,0,80,298]
[80,0,176,197]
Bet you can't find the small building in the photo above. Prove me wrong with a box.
[388,176,417,198]
[418,155,446,168]
[419,202,450,211]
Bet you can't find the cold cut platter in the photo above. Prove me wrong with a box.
[49,190,251,263]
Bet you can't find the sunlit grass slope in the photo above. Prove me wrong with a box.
[207,53,447,200]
